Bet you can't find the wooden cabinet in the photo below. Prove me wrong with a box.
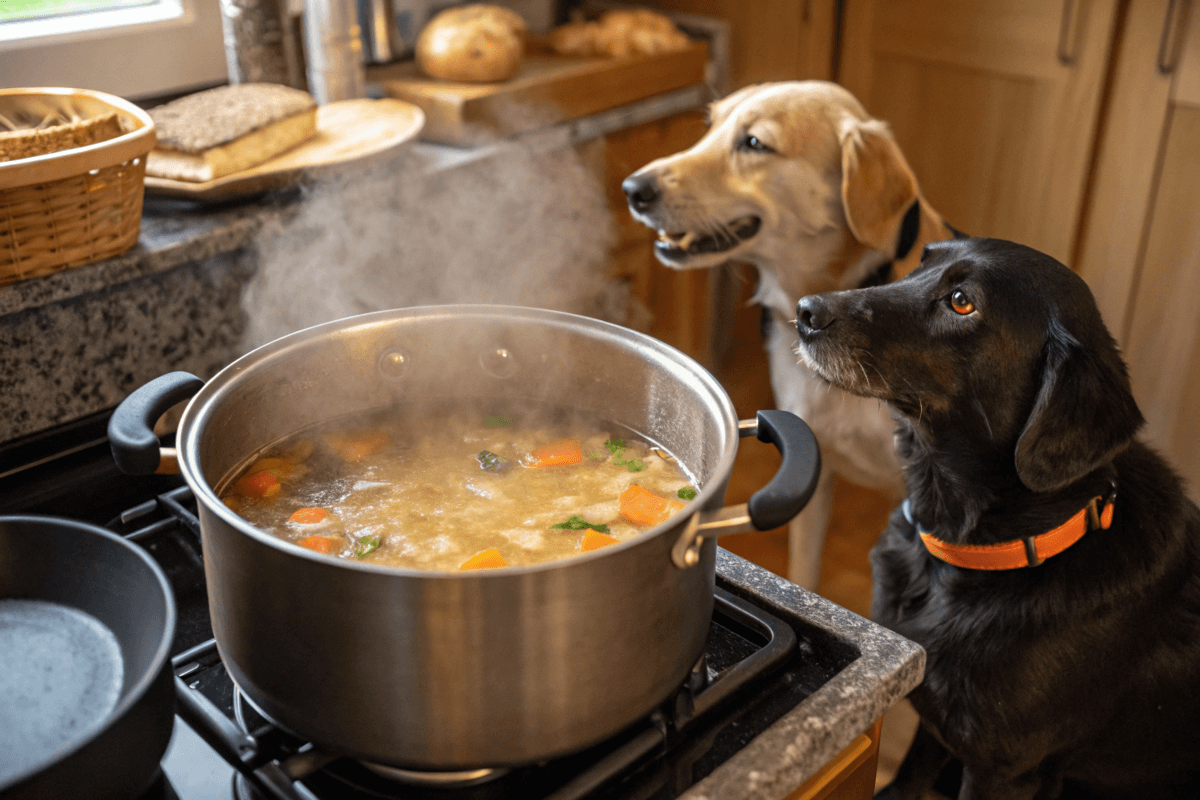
[1078,1,1200,500]
[838,0,1120,265]
[602,109,717,363]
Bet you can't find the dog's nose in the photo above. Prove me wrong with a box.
[796,295,835,335]
[622,173,661,212]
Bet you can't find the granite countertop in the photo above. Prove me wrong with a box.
[687,550,925,800]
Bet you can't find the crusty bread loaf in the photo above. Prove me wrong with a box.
[416,4,527,83]
[0,112,124,163]
[146,83,317,182]
[550,9,689,58]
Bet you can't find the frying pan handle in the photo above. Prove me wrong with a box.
[672,410,821,569]
[109,371,205,475]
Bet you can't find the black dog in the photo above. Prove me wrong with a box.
[794,237,1200,800]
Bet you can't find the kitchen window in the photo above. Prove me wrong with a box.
[0,0,227,101]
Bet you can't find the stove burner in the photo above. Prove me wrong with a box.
[360,764,509,787]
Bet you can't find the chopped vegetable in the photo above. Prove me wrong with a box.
[235,470,281,498]
[530,438,583,467]
[589,451,606,460]
[581,530,619,551]
[459,547,508,570]
[619,484,684,526]
[299,535,334,553]
[477,450,507,470]
[325,431,389,461]
[354,534,382,559]
[289,507,328,524]
[483,414,515,428]
[550,515,610,533]
[247,457,295,477]
[222,496,242,512]
[604,438,646,472]
[677,487,697,501]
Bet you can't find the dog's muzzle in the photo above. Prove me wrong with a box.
[653,216,762,259]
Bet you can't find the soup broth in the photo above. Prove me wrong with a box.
[218,405,698,571]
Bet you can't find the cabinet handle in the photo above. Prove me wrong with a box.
[1058,0,1082,65]
[1157,0,1192,74]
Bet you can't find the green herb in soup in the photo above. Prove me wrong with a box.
[219,407,698,571]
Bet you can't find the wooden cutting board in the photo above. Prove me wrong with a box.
[367,40,708,146]
[142,98,424,202]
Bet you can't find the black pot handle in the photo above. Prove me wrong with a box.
[746,409,822,531]
[672,410,821,569]
[109,372,205,475]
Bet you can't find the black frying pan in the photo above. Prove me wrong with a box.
[0,516,175,799]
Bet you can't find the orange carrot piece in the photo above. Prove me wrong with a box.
[236,470,281,498]
[299,535,333,553]
[459,547,508,570]
[247,457,294,477]
[340,432,389,461]
[289,507,328,524]
[530,438,583,467]
[619,484,683,526]
[581,530,619,551]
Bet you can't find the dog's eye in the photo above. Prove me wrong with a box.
[950,290,975,315]
[740,134,773,153]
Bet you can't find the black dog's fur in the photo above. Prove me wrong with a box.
[794,238,1200,800]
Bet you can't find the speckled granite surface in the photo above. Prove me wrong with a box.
[689,550,925,800]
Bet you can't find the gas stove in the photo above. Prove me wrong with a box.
[1,408,917,800]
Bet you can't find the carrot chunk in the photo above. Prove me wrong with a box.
[236,470,281,498]
[459,547,508,570]
[619,484,683,526]
[530,438,583,467]
[299,535,333,553]
[581,530,619,551]
[325,431,390,461]
[289,507,328,524]
[247,457,295,477]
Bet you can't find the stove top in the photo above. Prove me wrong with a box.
[1,410,864,800]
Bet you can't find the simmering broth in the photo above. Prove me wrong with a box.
[219,404,697,570]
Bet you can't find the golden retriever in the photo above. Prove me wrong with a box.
[623,81,958,588]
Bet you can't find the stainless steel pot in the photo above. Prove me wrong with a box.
[109,305,819,770]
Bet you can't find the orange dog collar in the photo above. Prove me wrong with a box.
[906,483,1117,570]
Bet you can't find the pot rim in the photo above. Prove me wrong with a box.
[176,304,740,578]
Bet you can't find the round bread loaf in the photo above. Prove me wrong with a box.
[416,4,527,83]
[550,9,688,58]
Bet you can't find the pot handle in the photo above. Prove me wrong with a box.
[672,410,821,569]
[109,371,205,475]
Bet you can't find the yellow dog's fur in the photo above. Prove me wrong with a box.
[625,81,955,587]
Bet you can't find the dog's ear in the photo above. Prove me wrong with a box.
[839,118,919,255]
[1014,317,1144,492]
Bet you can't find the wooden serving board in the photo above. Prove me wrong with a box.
[143,98,424,202]
[368,40,708,146]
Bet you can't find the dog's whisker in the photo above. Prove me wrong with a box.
[974,398,995,442]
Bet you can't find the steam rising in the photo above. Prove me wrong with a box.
[243,134,644,349]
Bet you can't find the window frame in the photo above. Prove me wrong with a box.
[0,0,227,102]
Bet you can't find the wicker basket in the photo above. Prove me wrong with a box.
[0,88,156,285]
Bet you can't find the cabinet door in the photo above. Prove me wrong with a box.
[839,0,1119,264]
[1103,4,1200,499]
[603,111,715,362]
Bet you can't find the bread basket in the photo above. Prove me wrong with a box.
[0,88,156,285]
